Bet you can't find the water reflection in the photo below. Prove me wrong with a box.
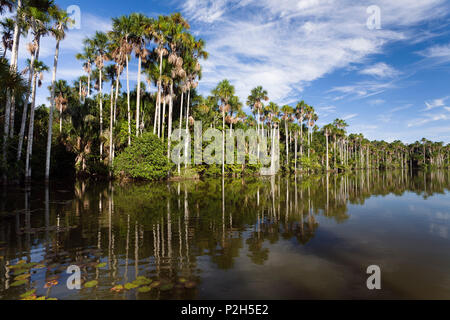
[0,170,449,299]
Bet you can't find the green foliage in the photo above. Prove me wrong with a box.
[113,132,170,181]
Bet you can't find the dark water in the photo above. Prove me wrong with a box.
[0,170,449,300]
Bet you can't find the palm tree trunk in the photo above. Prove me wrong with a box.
[161,94,166,140]
[99,67,103,158]
[45,38,61,180]
[294,131,298,172]
[285,121,289,167]
[25,72,38,180]
[8,0,22,139]
[24,37,41,181]
[167,83,173,160]
[222,110,225,176]
[126,55,131,145]
[155,50,163,135]
[326,134,329,171]
[109,83,114,172]
[184,89,191,169]
[177,91,184,175]
[136,55,142,138]
[17,55,35,162]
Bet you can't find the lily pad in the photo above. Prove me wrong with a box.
[160,283,174,291]
[149,281,161,288]
[20,289,36,299]
[138,286,152,293]
[111,285,124,292]
[13,269,28,276]
[84,280,98,288]
[95,262,107,268]
[124,282,139,290]
[14,273,30,281]
[133,276,152,286]
[184,281,197,289]
[11,279,27,287]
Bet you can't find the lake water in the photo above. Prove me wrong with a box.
[0,170,449,300]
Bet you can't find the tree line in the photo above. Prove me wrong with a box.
[1,0,449,183]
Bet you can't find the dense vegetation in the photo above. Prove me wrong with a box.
[1,0,449,183]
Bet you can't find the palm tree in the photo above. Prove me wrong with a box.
[22,1,52,180]
[0,54,27,182]
[213,80,235,175]
[130,13,152,138]
[323,124,333,171]
[0,18,14,58]
[111,15,133,145]
[304,104,317,159]
[247,86,268,162]
[89,31,109,158]
[281,105,294,167]
[75,44,95,98]
[25,59,48,180]
[45,6,71,180]
[295,100,306,159]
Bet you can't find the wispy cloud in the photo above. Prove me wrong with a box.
[425,96,449,110]
[181,0,448,104]
[407,113,449,127]
[359,62,399,78]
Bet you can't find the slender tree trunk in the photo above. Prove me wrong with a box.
[184,89,191,169]
[99,67,103,158]
[125,56,131,145]
[17,54,35,162]
[177,91,184,175]
[155,50,163,135]
[167,83,173,160]
[326,133,329,171]
[25,70,38,180]
[24,37,41,181]
[109,83,114,174]
[8,0,22,139]
[222,110,225,175]
[136,55,142,137]
[45,39,61,180]
[294,131,298,172]
[285,121,289,167]
[161,94,166,140]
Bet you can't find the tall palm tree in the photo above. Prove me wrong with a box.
[22,1,52,180]
[295,100,306,158]
[75,44,95,98]
[281,105,294,167]
[25,59,48,180]
[323,124,333,171]
[45,6,70,180]
[89,31,109,158]
[212,80,235,175]
[0,18,14,58]
[111,15,133,145]
[247,86,268,162]
[130,13,152,138]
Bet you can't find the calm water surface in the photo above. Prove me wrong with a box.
[0,170,449,300]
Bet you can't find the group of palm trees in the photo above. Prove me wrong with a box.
[1,1,449,184]
[1,0,71,183]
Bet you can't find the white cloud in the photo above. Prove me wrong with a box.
[359,62,399,78]
[182,0,447,104]
[407,113,449,127]
[342,113,358,120]
[425,96,449,110]
[418,44,450,59]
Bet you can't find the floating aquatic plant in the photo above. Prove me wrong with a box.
[84,280,98,288]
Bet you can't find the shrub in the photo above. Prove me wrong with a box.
[113,133,170,181]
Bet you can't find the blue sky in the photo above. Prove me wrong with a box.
[6,0,450,143]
